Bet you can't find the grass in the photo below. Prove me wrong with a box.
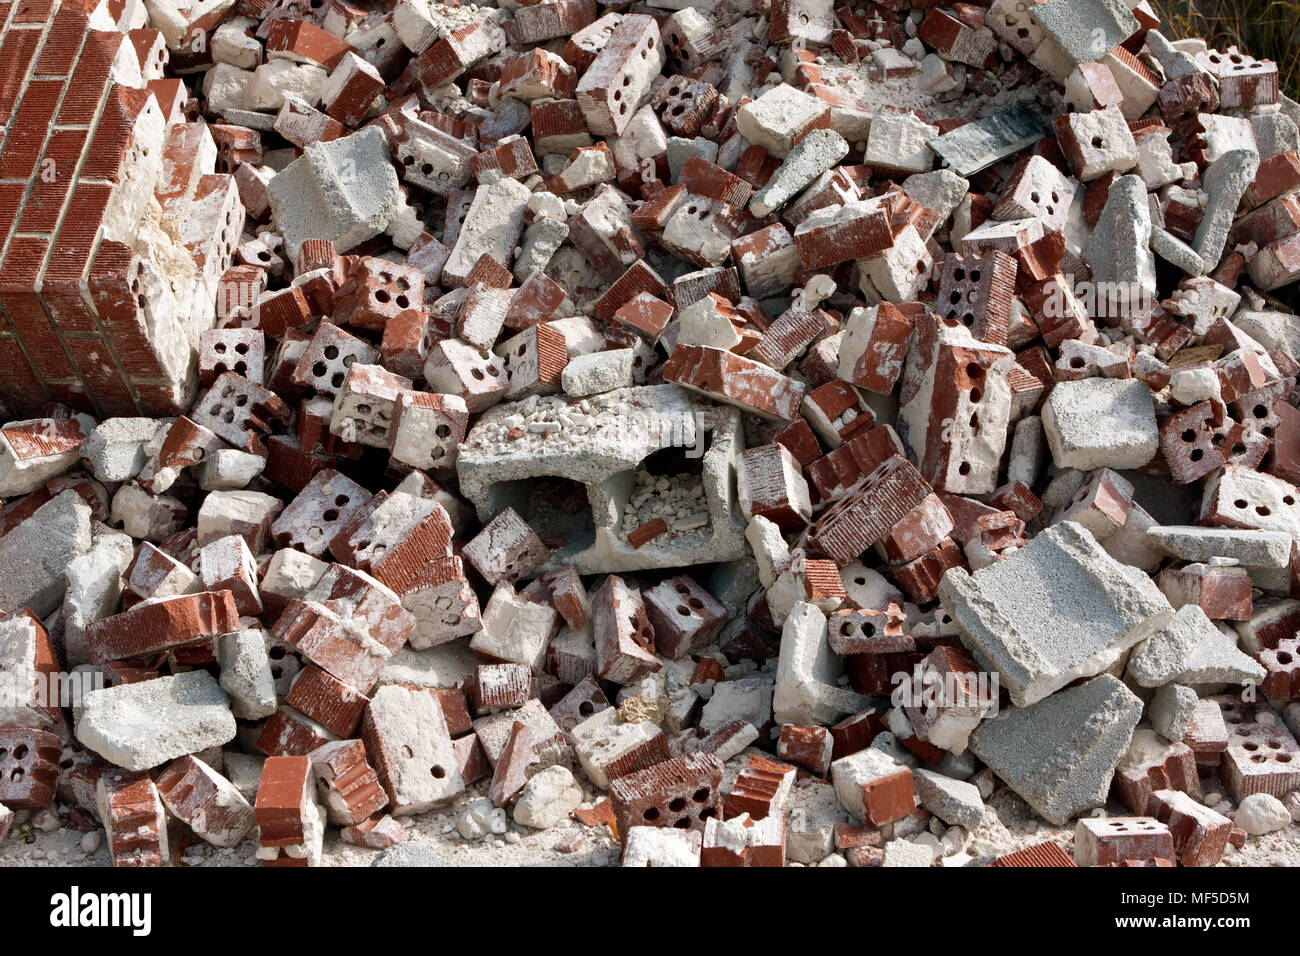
[1154,0,1300,99]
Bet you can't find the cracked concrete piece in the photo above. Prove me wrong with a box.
[773,602,870,726]
[1150,683,1200,742]
[268,126,402,261]
[457,385,747,573]
[939,521,1172,707]
[1042,378,1159,470]
[0,490,93,618]
[968,674,1143,824]
[1146,525,1292,568]
[749,129,849,218]
[1127,604,1266,687]
[217,628,278,720]
[913,768,985,829]
[75,671,237,772]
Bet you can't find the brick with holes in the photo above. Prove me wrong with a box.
[330,492,454,594]
[199,533,262,615]
[1219,698,1300,800]
[199,329,265,386]
[1074,816,1176,867]
[574,14,665,138]
[387,391,469,473]
[190,372,291,456]
[0,727,61,809]
[329,363,413,449]
[935,252,1018,348]
[423,338,510,413]
[592,574,661,685]
[496,323,568,401]
[273,565,415,691]
[271,469,370,558]
[642,576,727,659]
[290,322,379,399]
[333,258,424,334]
[401,555,482,649]
[362,683,465,815]
[827,605,913,655]
[609,750,724,835]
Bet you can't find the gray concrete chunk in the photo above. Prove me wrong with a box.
[968,674,1143,824]
[1146,525,1292,568]
[0,490,92,617]
[939,521,1172,707]
[1126,604,1266,687]
[217,628,278,720]
[75,671,237,771]
[268,126,402,261]
[1042,378,1159,470]
[913,768,985,828]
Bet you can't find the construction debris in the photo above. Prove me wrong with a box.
[0,0,1297,872]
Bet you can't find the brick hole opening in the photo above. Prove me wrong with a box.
[578,701,594,716]
[643,807,660,821]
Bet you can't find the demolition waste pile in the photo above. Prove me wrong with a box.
[3,0,1300,868]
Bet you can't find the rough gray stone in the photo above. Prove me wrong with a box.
[750,129,849,217]
[968,674,1143,824]
[216,628,278,720]
[81,418,163,483]
[75,671,237,771]
[1146,525,1292,568]
[913,768,985,829]
[1192,148,1260,272]
[939,521,1171,707]
[1149,683,1200,741]
[1127,604,1266,687]
[268,126,402,261]
[1042,378,1159,470]
[0,490,92,617]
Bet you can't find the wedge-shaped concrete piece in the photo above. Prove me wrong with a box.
[939,521,1171,706]
[1127,604,1266,687]
[968,674,1143,824]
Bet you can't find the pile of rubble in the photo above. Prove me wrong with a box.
[4,0,1300,868]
